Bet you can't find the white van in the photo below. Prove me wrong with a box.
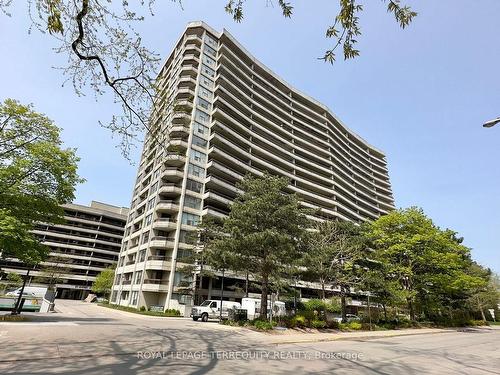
[241,297,286,320]
[191,300,241,322]
[6,286,48,299]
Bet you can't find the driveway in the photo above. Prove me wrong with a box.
[0,300,498,374]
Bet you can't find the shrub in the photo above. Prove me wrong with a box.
[282,316,297,328]
[311,319,327,329]
[164,309,181,316]
[346,321,362,330]
[253,319,275,330]
[326,320,340,329]
[325,298,341,313]
[303,299,326,312]
[293,314,307,328]
[139,306,146,311]
[467,320,489,327]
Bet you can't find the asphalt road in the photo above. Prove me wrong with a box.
[0,300,498,374]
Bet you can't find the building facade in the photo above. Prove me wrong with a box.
[111,22,395,312]
[0,201,128,299]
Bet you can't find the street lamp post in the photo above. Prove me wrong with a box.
[483,117,500,128]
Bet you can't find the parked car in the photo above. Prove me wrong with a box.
[331,314,361,323]
[6,286,47,299]
[191,300,241,322]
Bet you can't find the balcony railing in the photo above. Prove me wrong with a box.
[147,255,172,261]
[143,278,168,285]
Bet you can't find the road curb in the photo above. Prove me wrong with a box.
[269,328,465,345]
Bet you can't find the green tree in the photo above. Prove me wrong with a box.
[91,266,116,298]
[362,262,407,321]
[34,255,72,290]
[0,1,416,155]
[176,216,227,305]
[466,267,500,322]
[368,207,485,321]
[303,220,364,306]
[213,173,309,319]
[5,272,23,289]
[0,99,83,265]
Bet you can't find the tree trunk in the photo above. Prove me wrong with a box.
[260,273,268,320]
[197,272,203,305]
[219,269,225,321]
[321,281,326,301]
[480,308,486,322]
[340,285,347,323]
[408,298,415,321]
[245,272,249,298]
[383,303,387,321]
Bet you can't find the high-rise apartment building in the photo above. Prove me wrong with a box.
[0,201,128,299]
[112,22,394,313]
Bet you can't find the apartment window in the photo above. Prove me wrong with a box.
[184,196,202,210]
[199,87,212,100]
[193,122,209,137]
[201,64,215,78]
[195,110,209,123]
[179,230,191,244]
[139,249,146,262]
[204,45,216,57]
[186,179,203,193]
[188,163,205,178]
[121,291,129,300]
[111,291,117,303]
[153,167,161,180]
[197,97,211,111]
[200,76,214,89]
[141,231,150,244]
[115,274,122,284]
[147,197,156,211]
[205,35,218,48]
[190,149,206,164]
[181,212,200,226]
[134,271,143,284]
[202,54,216,67]
[149,181,158,194]
[131,291,139,305]
[178,249,193,260]
[144,213,153,226]
[191,135,208,148]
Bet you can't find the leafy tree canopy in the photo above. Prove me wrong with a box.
[92,266,116,297]
[367,207,486,320]
[0,99,83,265]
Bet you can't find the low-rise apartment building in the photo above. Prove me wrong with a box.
[0,201,128,299]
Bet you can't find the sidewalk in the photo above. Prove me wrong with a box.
[253,325,499,345]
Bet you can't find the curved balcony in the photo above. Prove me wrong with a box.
[152,218,178,231]
[149,236,176,249]
[142,278,170,292]
[163,154,186,167]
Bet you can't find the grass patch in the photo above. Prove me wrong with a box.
[98,303,181,317]
[0,314,29,322]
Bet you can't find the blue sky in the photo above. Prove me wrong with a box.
[1,1,499,272]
